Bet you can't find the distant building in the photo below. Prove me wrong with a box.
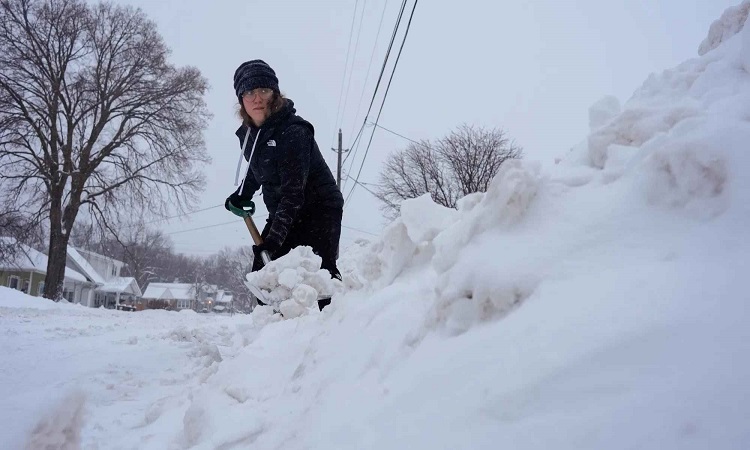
[140,283,239,312]
[0,240,142,308]
[141,282,198,310]
[0,239,89,301]
[66,247,143,309]
[212,290,233,313]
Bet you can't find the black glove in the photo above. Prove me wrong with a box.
[225,192,240,209]
[252,240,280,262]
[225,193,255,217]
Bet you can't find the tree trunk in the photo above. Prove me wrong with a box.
[44,203,69,301]
[44,191,81,301]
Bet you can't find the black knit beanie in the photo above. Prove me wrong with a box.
[233,60,279,99]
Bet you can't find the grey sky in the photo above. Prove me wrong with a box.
[113,0,737,255]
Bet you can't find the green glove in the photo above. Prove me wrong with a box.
[225,195,255,218]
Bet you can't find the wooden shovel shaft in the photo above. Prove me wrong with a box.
[243,215,272,265]
[243,216,263,245]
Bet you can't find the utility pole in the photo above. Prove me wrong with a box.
[332,129,349,189]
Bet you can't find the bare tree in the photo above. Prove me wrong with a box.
[0,207,44,265]
[204,246,255,311]
[84,223,174,290]
[376,124,522,219]
[0,0,210,299]
[74,221,199,292]
[119,227,174,289]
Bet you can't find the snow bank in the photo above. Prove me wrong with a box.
[588,95,621,130]
[576,7,750,223]
[699,0,750,55]
[0,286,71,310]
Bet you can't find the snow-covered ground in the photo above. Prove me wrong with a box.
[4,3,750,449]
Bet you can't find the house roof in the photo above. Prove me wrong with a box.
[66,247,105,284]
[99,277,142,296]
[142,282,195,300]
[0,238,87,283]
[216,292,233,303]
[75,247,124,267]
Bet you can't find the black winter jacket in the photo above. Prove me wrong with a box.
[234,99,344,247]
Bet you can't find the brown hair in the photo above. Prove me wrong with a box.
[237,91,287,126]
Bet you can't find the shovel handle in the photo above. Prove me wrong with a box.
[243,216,262,244]
[243,216,272,266]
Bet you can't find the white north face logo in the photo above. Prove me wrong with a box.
[267,140,276,147]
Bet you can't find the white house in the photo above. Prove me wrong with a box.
[141,282,197,310]
[213,290,233,313]
[66,247,142,309]
[0,239,90,301]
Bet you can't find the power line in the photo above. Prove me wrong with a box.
[343,120,426,191]
[166,213,269,236]
[343,123,425,192]
[120,204,224,230]
[347,0,391,143]
[346,0,419,206]
[340,121,371,188]
[155,191,383,241]
[331,0,362,149]
[167,220,238,236]
[356,179,382,187]
[342,0,409,192]
[175,223,379,256]
[354,0,419,180]
[369,122,424,146]
[341,224,378,236]
[339,0,369,136]
[344,174,381,194]
[160,197,382,257]
[170,215,379,257]
[344,0,410,180]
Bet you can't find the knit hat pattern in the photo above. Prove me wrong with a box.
[233,59,279,99]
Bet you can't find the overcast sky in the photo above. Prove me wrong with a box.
[111,0,738,256]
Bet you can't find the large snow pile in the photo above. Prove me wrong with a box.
[699,0,750,55]
[2,4,750,449]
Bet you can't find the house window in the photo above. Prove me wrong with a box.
[22,280,30,293]
[38,281,45,297]
[8,276,19,290]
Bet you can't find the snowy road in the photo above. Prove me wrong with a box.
[1,300,248,449]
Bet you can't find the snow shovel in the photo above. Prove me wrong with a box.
[227,199,272,304]
[243,216,274,305]
[227,199,271,263]
[243,217,271,266]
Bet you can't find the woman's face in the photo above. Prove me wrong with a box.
[241,88,275,126]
